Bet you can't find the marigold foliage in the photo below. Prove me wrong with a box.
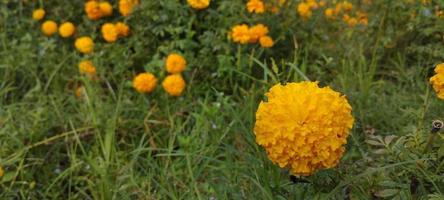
[133,73,158,94]
[187,0,211,10]
[254,81,354,175]
[166,54,187,74]
[41,20,58,36]
[75,37,94,54]
[162,74,186,97]
[430,63,444,100]
[59,22,76,38]
[32,9,45,21]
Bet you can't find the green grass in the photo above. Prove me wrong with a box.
[2,0,444,199]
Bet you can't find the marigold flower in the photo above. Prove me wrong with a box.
[187,0,210,10]
[101,23,118,43]
[341,1,353,12]
[166,54,187,74]
[85,1,102,20]
[58,22,76,38]
[133,72,158,94]
[32,9,45,21]
[75,36,94,54]
[230,24,251,44]
[249,24,269,43]
[259,36,274,48]
[41,20,58,36]
[306,0,318,10]
[297,2,312,18]
[115,22,130,37]
[247,0,265,14]
[78,60,97,75]
[0,166,4,178]
[119,0,140,16]
[162,74,186,97]
[99,1,113,16]
[324,8,335,20]
[430,63,444,100]
[254,81,354,175]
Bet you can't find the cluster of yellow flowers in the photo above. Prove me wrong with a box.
[246,0,287,14]
[230,24,274,48]
[101,22,130,43]
[254,81,354,175]
[84,0,113,20]
[430,63,444,100]
[187,0,211,10]
[323,1,369,26]
[133,54,187,97]
[33,1,139,98]
[297,0,326,18]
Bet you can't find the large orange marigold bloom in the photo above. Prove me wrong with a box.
[254,81,354,175]
[187,0,210,10]
[162,74,186,97]
[133,72,158,94]
[430,63,444,100]
[119,0,140,16]
[165,54,186,74]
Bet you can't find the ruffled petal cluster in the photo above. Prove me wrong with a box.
[85,1,113,20]
[75,37,94,54]
[187,0,210,10]
[166,54,186,74]
[230,24,274,48]
[133,73,158,94]
[119,0,140,16]
[254,81,354,175]
[430,63,444,100]
[162,74,186,97]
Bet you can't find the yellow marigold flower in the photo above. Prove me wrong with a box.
[162,74,186,97]
[32,9,45,21]
[341,1,353,12]
[75,36,94,54]
[306,0,318,10]
[254,81,354,175]
[79,60,97,75]
[187,0,210,10]
[230,24,251,44]
[85,1,102,20]
[249,24,269,43]
[133,72,158,94]
[166,54,187,74]
[324,8,335,20]
[297,2,312,18]
[0,166,4,178]
[430,63,444,100]
[344,15,358,27]
[319,0,326,7]
[99,1,113,17]
[357,11,368,25]
[101,23,118,43]
[115,22,130,37]
[259,36,274,48]
[58,22,76,38]
[41,20,58,36]
[247,0,265,14]
[119,0,140,16]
